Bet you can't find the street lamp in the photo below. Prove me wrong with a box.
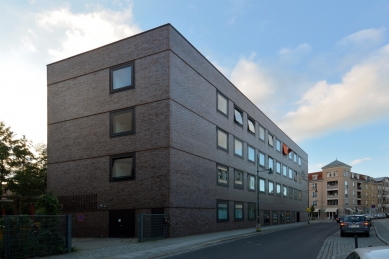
[256,166,273,232]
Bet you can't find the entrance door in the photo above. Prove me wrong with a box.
[109,209,135,237]
[297,212,300,222]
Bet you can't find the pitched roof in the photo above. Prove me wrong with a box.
[308,172,322,181]
[322,159,351,169]
[374,177,387,182]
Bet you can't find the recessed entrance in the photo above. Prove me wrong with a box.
[109,209,135,237]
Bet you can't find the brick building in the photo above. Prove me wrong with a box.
[47,24,308,238]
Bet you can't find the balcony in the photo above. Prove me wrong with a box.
[327,195,338,199]
[327,185,338,190]
[357,195,362,199]
[357,187,362,190]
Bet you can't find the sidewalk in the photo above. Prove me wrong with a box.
[46,221,315,259]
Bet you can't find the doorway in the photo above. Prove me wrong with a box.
[109,209,135,237]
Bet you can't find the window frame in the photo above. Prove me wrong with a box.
[259,178,266,193]
[282,164,287,177]
[259,125,265,141]
[283,185,288,198]
[110,153,135,182]
[268,181,274,195]
[217,164,228,186]
[110,62,134,93]
[110,107,135,137]
[234,106,244,126]
[268,157,274,172]
[247,117,255,135]
[234,202,244,222]
[258,152,265,168]
[216,91,228,117]
[248,174,256,192]
[268,133,274,147]
[289,187,293,199]
[276,139,281,152]
[217,128,228,152]
[289,168,293,179]
[276,183,281,197]
[248,145,255,163]
[217,200,229,223]
[234,137,244,158]
[276,161,281,175]
[234,170,244,189]
[248,202,256,221]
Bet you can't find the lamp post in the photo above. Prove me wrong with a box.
[256,158,273,232]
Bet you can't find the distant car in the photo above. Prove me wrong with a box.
[336,216,344,223]
[345,246,389,259]
[340,215,370,237]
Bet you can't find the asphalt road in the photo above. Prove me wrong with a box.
[164,222,339,259]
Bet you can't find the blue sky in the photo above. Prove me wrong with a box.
[1,0,389,177]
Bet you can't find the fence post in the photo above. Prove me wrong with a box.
[138,214,143,243]
[67,214,72,253]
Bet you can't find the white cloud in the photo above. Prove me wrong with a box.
[279,43,312,56]
[278,44,389,142]
[0,4,141,145]
[338,28,385,47]
[350,158,372,165]
[36,5,141,61]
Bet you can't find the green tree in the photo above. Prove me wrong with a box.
[0,121,18,196]
[36,193,61,215]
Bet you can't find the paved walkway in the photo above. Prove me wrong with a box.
[44,219,389,259]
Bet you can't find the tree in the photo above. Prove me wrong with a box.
[0,121,47,198]
[0,121,18,196]
[310,205,315,219]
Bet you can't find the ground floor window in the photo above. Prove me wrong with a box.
[264,211,270,226]
[280,211,285,224]
[248,203,256,221]
[272,211,278,225]
[234,202,244,221]
[286,211,290,223]
[217,200,229,222]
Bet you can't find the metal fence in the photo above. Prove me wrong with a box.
[138,214,169,242]
[0,215,71,259]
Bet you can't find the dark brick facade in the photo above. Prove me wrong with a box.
[47,24,308,238]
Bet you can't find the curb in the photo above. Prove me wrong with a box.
[373,222,389,245]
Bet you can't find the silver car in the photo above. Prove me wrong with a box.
[345,246,389,259]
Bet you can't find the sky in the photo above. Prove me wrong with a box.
[1,0,389,178]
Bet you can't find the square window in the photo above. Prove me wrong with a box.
[298,156,302,166]
[248,145,255,162]
[289,168,293,179]
[259,126,265,141]
[217,165,228,185]
[234,138,243,157]
[248,203,256,221]
[259,178,266,193]
[217,200,229,222]
[248,174,255,191]
[276,183,281,196]
[275,140,281,152]
[248,117,255,134]
[289,151,293,160]
[110,108,134,137]
[294,153,297,163]
[234,170,244,188]
[110,153,135,181]
[283,165,287,177]
[289,187,293,199]
[217,128,228,151]
[268,181,274,195]
[234,202,244,221]
[258,152,265,168]
[217,91,228,116]
[268,157,274,171]
[234,107,243,126]
[276,161,281,174]
[110,63,134,92]
[268,134,274,146]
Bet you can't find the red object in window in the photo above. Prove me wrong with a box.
[282,144,291,155]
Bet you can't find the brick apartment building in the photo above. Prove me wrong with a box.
[47,24,308,238]
[308,160,383,219]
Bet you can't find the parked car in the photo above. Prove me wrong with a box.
[345,246,389,259]
[336,216,344,223]
[340,215,370,237]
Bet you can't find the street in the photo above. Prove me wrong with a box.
[164,222,339,259]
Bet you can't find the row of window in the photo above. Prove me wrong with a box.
[216,91,303,166]
[217,200,298,224]
[216,131,303,183]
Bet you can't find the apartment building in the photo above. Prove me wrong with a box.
[47,24,308,238]
[374,177,389,213]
